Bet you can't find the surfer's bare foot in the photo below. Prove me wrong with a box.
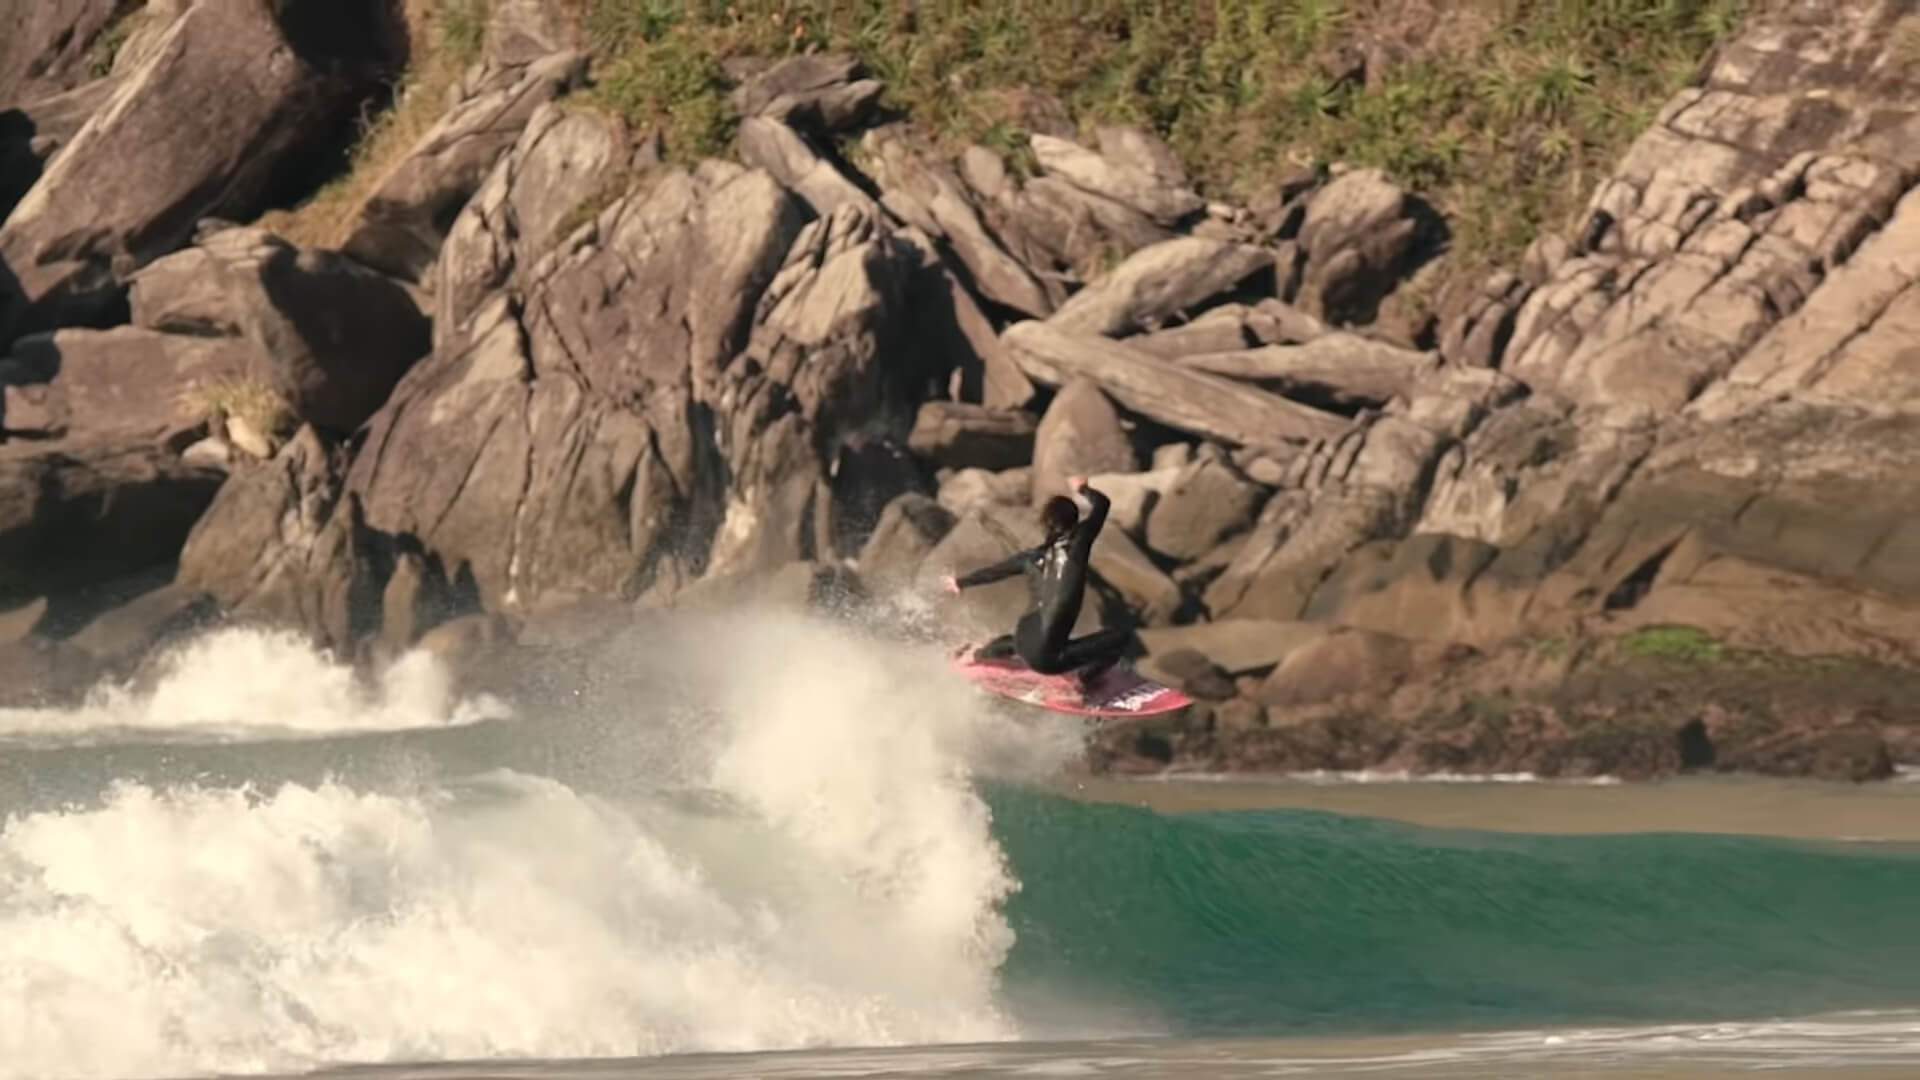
[940,573,960,594]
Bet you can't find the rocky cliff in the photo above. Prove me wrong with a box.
[3,0,1917,782]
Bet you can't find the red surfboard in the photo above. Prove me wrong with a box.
[948,644,1194,718]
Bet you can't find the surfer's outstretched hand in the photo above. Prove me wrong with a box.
[941,573,961,595]
[1068,474,1089,493]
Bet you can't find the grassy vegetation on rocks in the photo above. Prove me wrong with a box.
[566,0,1752,270]
[262,0,492,247]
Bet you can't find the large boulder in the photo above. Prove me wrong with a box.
[128,226,431,434]
[1144,454,1268,563]
[175,426,390,653]
[0,0,122,107]
[340,49,588,281]
[432,102,628,337]
[857,492,956,595]
[862,127,1054,320]
[352,106,934,614]
[1,326,253,448]
[0,0,407,340]
[1027,130,1204,228]
[1492,0,1920,413]
[1045,236,1272,338]
[0,442,223,604]
[1029,377,1138,504]
[1288,167,1440,326]
[906,401,1036,471]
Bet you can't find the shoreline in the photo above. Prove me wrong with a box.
[1047,771,1920,843]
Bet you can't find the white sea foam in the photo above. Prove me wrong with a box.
[0,626,510,745]
[0,609,1086,1080]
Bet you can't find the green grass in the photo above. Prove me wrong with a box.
[87,4,145,79]
[562,0,1752,271]
[261,0,493,247]
[1622,624,1726,663]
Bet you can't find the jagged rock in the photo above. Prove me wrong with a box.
[1145,456,1267,562]
[978,171,1177,290]
[0,0,123,107]
[863,129,1054,319]
[435,102,627,336]
[1393,365,1527,441]
[128,227,430,434]
[1029,377,1138,504]
[1174,332,1441,411]
[1004,319,1350,450]
[1437,269,1531,369]
[1203,413,1449,621]
[1241,297,1333,344]
[1256,627,1417,707]
[1692,184,1920,419]
[1125,306,1261,358]
[1094,125,1191,193]
[0,0,407,341]
[356,160,805,610]
[1291,167,1435,326]
[359,152,928,612]
[64,581,216,674]
[1082,464,1184,540]
[378,548,446,654]
[1415,398,1655,553]
[857,492,956,594]
[340,49,587,281]
[738,115,882,220]
[824,435,928,562]
[1231,448,1293,487]
[1147,649,1237,701]
[907,401,1036,471]
[1,326,251,447]
[937,466,1031,517]
[1496,0,1920,416]
[704,202,921,578]
[484,0,569,67]
[0,443,223,603]
[175,426,385,652]
[1137,619,1329,676]
[1,77,120,222]
[730,54,883,133]
[1047,237,1273,338]
[876,225,1027,407]
[1303,533,1502,644]
[1028,132,1204,227]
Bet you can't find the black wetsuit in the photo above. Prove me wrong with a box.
[954,485,1129,681]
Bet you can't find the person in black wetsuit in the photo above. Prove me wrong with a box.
[942,475,1130,690]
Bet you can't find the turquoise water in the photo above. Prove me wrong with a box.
[2,616,1917,1080]
[988,785,1920,1036]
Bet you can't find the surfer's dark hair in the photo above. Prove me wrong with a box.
[1041,494,1079,538]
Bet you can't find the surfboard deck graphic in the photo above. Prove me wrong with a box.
[949,644,1193,718]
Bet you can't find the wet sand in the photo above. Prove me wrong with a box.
[1054,771,1920,842]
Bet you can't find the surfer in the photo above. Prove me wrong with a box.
[942,475,1130,691]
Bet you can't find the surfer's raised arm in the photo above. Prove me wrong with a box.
[944,547,1039,593]
[1067,476,1109,560]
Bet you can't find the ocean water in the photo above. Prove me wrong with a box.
[1,609,1917,1080]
